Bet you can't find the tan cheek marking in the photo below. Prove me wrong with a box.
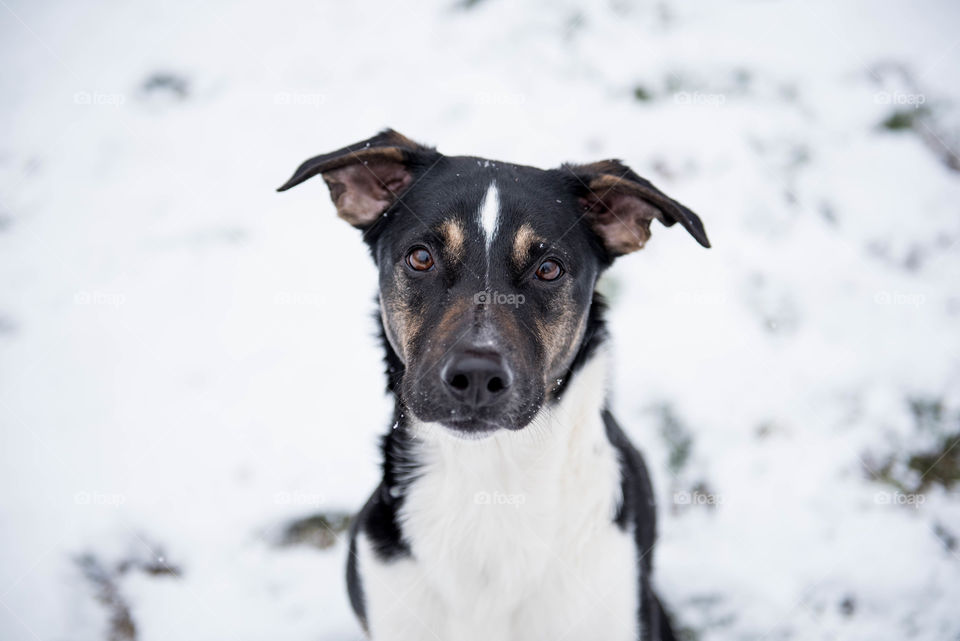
[382,264,424,362]
[396,305,423,361]
[535,281,585,383]
[440,219,466,262]
[512,224,543,269]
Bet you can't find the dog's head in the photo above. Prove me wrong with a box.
[279,129,709,436]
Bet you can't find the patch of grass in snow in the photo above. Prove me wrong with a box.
[880,107,930,131]
[642,66,756,108]
[75,544,181,641]
[277,511,353,550]
[76,554,137,641]
[908,397,947,433]
[632,85,654,102]
[871,64,960,172]
[657,404,693,475]
[140,72,190,103]
[674,593,736,640]
[652,404,724,517]
[901,397,960,492]
[673,623,702,641]
[932,522,958,553]
[903,433,960,492]
[872,397,960,493]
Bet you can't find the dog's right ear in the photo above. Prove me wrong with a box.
[277,129,435,228]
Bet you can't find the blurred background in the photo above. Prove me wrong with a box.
[1,0,959,639]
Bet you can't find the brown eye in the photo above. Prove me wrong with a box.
[535,259,563,281]
[406,247,435,272]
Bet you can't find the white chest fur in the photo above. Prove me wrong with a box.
[357,353,640,641]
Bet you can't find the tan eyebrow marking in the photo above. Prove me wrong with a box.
[512,223,543,268]
[440,219,466,259]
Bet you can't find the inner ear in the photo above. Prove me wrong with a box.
[277,129,436,230]
[323,160,412,228]
[565,161,710,254]
[579,187,665,255]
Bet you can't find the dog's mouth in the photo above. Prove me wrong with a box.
[440,417,509,438]
[439,417,520,440]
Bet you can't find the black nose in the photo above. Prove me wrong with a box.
[440,350,513,408]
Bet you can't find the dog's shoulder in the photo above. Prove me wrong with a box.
[346,423,421,628]
[602,409,657,559]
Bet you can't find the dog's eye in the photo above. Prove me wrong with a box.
[535,259,564,281]
[406,247,435,272]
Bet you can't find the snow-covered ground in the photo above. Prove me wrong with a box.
[2,0,959,639]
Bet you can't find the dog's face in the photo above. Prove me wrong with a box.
[280,130,709,436]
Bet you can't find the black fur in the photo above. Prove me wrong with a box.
[604,409,672,641]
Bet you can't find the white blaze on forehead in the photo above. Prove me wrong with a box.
[478,181,500,250]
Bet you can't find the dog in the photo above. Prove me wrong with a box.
[279,129,709,641]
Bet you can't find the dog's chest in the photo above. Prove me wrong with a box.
[358,359,640,641]
[364,357,640,640]
[403,424,617,583]
[404,439,636,628]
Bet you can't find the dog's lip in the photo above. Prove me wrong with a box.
[440,417,505,436]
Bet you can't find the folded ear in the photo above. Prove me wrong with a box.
[277,129,436,228]
[564,160,710,255]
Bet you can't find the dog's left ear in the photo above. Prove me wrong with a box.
[277,129,436,228]
[564,160,710,255]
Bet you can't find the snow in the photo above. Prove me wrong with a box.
[1,0,959,639]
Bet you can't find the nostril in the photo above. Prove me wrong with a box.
[441,351,512,406]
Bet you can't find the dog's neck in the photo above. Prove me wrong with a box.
[400,348,617,524]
